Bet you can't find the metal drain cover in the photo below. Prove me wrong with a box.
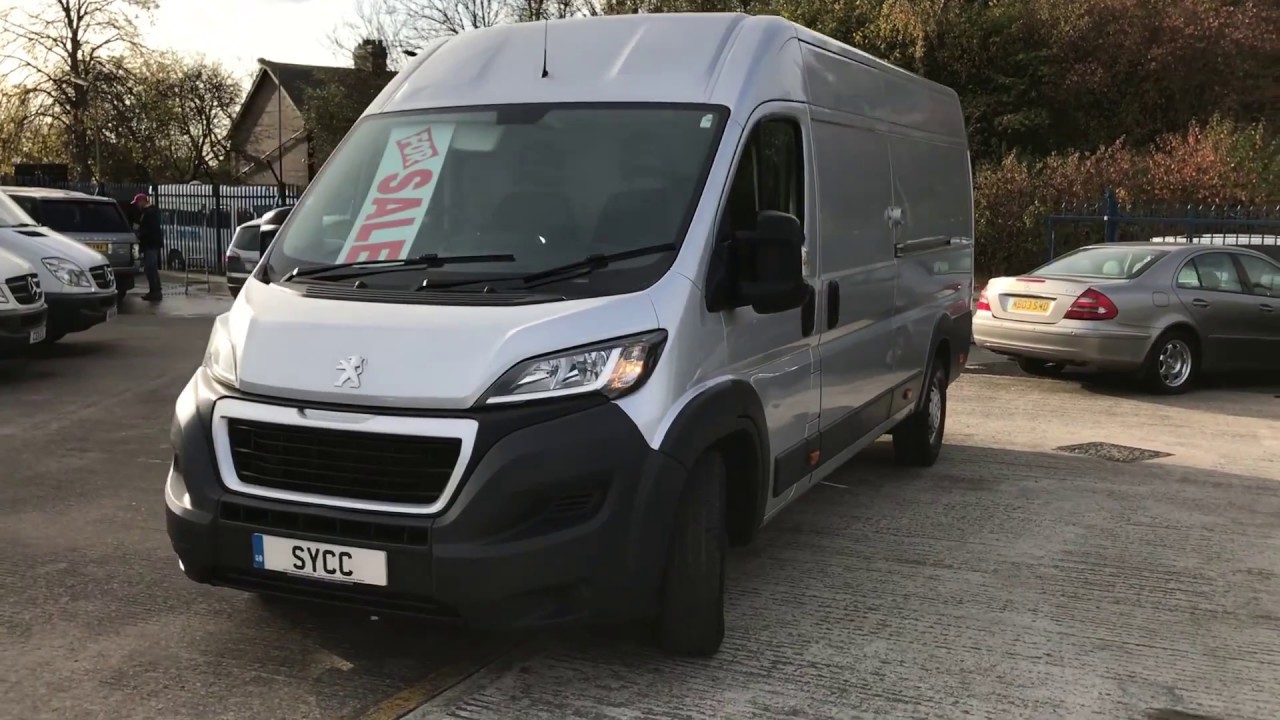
[1054,442,1172,463]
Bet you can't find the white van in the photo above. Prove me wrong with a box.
[165,14,974,656]
[0,190,117,344]
[0,246,48,353]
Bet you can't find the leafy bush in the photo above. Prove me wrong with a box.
[975,118,1280,278]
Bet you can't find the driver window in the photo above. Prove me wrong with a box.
[725,118,804,235]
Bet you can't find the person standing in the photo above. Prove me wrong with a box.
[132,193,164,302]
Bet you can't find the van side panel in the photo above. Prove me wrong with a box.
[808,112,897,453]
[888,135,975,391]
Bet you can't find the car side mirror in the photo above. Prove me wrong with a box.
[258,206,292,253]
[733,210,808,314]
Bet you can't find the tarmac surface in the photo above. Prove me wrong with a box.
[1,285,1277,720]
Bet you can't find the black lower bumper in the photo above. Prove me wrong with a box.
[0,305,47,351]
[165,371,688,628]
[45,291,116,334]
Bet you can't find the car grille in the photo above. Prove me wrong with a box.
[4,274,42,305]
[226,420,462,505]
[89,265,115,289]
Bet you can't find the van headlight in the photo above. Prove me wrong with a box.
[482,330,667,405]
[203,313,238,387]
[42,257,91,288]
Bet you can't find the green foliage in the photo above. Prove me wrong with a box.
[297,70,393,169]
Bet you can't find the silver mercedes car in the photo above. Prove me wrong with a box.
[973,242,1279,393]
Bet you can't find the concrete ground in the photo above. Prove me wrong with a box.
[1,298,1277,720]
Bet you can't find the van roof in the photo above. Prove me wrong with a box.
[0,186,108,201]
[372,13,958,121]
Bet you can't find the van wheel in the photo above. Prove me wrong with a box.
[656,451,727,657]
[893,361,947,467]
[1140,329,1197,395]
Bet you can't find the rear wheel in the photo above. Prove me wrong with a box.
[1016,358,1067,377]
[893,360,947,467]
[1141,330,1197,395]
[656,451,727,657]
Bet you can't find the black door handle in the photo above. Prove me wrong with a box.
[1191,298,1210,308]
[800,284,816,337]
[827,280,840,330]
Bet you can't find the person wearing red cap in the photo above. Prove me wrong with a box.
[132,193,163,301]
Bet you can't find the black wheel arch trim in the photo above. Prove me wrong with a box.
[657,379,771,544]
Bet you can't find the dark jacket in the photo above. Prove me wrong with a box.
[137,206,164,249]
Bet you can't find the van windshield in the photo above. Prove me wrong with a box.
[39,199,133,234]
[0,192,38,227]
[264,104,727,297]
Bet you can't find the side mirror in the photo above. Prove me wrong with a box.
[258,206,292,253]
[733,210,808,314]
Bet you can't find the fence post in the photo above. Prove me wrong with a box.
[1046,217,1056,261]
[1103,188,1119,243]
[1185,203,1197,242]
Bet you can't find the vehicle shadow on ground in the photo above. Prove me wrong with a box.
[435,441,1277,720]
[0,339,116,384]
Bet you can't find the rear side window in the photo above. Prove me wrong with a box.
[230,225,261,251]
[1035,247,1167,279]
[1234,254,1280,296]
[1179,253,1244,293]
[40,200,132,233]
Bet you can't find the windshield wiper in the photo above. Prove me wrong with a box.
[520,244,678,287]
[411,244,680,292]
[285,253,516,282]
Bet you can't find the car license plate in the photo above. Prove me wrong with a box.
[29,325,45,344]
[252,534,388,586]
[88,243,110,254]
[1010,297,1051,314]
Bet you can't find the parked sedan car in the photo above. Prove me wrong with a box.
[224,219,262,298]
[973,242,1279,393]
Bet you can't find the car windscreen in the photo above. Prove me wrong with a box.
[230,225,261,251]
[264,103,728,297]
[0,191,38,227]
[39,199,133,234]
[1033,246,1170,279]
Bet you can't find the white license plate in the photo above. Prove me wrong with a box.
[252,534,388,586]
[29,325,46,344]
[106,306,118,321]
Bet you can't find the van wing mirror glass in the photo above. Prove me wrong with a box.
[258,206,293,253]
[733,210,808,315]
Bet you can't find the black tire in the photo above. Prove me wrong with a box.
[657,451,728,657]
[1016,357,1066,377]
[893,359,947,467]
[1140,329,1198,395]
[39,331,66,346]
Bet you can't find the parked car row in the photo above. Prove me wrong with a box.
[974,238,1280,393]
[0,189,119,357]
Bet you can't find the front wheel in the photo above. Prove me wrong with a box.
[656,451,727,657]
[1140,330,1198,395]
[893,361,947,467]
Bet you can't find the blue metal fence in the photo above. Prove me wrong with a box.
[1046,189,1280,262]
[2,180,303,274]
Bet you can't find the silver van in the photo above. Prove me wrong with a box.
[3,186,141,300]
[165,13,975,656]
[0,246,48,353]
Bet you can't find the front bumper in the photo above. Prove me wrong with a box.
[45,290,117,334]
[0,305,47,350]
[973,313,1152,370]
[165,370,688,628]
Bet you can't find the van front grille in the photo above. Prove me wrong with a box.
[90,265,115,289]
[226,420,461,505]
[4,274,41,305]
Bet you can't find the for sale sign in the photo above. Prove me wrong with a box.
[337,123,456,264]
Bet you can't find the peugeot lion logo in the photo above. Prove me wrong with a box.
[334,355,367,389]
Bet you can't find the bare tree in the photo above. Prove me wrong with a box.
[0,0,157,180]
[329,0,415,71]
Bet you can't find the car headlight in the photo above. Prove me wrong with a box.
[203,313,238,387]
[482,330,667,405]
[42,257,91,288]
